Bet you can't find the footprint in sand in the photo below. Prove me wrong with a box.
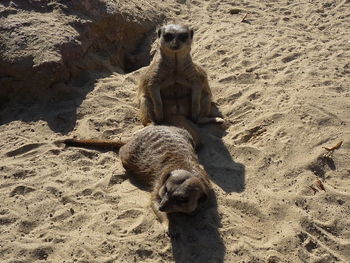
[17,220,37,234]
[10,185,35,197]
[299,217,348,262]
[0,215,17,226]
[5,143,44,157]
[281,52,301,63]
[32,246,54,261]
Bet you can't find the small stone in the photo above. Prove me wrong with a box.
[229,8,241,14]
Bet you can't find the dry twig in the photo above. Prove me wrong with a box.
[322,141,342,158]
[241,13,248,23]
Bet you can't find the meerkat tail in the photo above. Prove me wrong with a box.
[60,138,126,150]
[197,117,224,124]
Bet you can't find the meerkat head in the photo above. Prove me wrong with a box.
[157,169,209,214]
[157,24,194,54]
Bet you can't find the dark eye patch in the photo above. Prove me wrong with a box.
[174,195,189,204]
[163,33,175,42]
[178,33,189,42]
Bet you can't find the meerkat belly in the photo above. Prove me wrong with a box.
[161,84,192,116]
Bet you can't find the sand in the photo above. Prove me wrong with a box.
[1,0,350,262]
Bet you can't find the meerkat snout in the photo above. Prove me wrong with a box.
[158,24,194,52]
[158,169,208,213]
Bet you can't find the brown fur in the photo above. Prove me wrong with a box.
[60,125,211,226]
[137,24,223,142]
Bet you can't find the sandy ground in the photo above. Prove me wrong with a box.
[1,0,350,262]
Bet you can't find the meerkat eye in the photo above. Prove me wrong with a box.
[178,33,189,42]
[163,33,175,42]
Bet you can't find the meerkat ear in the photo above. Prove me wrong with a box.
[190,29,194,39]
[157,28,162,38]
[160,171,172,185]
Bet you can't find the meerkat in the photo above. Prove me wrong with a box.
[59,125,211,230]
[137,24,223,130]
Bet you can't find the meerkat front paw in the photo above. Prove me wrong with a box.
[150,200,180,238]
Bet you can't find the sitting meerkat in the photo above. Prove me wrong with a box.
[137,24,223,129]
[60,125,211,230]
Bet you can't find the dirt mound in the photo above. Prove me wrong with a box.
[0,0,165,103]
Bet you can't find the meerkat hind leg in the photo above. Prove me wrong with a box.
[139,96,155,126]
[197,95,224,124]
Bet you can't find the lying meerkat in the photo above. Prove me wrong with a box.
[60,125,211,230]
[137,24,223,129]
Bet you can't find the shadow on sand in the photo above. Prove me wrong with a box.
[168,118,245,262]
[0,79,96,135]
[168,191,224,263]
[198,122,245,193]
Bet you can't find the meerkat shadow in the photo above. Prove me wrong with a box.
[197,121,246,193]
[168,192,225,263]
[123,171,152,191]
